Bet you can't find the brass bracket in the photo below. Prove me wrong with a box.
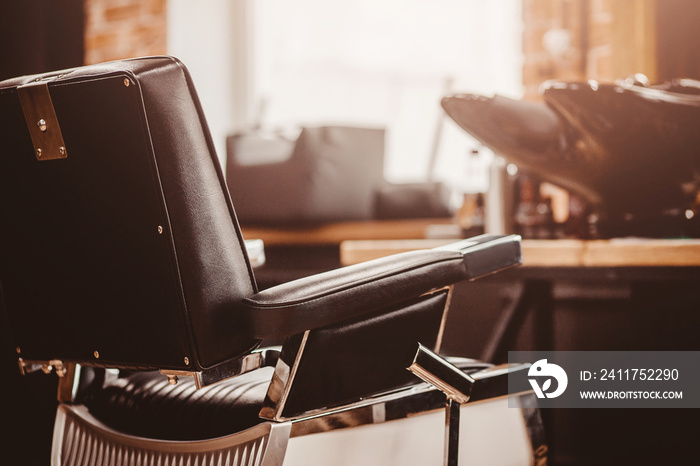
[18,357,69,377]
[17,81,68,161]
[160,348,280,389]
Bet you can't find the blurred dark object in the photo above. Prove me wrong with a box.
[455,193,485,238]
[227,126,384,224]
[512,175,559,240]
[226,126,452,225]
[442,77,700,238]
[374,182,451,220]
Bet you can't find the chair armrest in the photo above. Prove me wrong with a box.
[242,234,521,338]
[434,234,523,278]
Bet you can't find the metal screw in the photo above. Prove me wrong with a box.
[167,375,179,385]
[93,350,100,359]
[37,119,47,132]
[184,357,190,366]
[36,148,42,157]
[59,147,65,156]
[16,347,21,354]
[157,225,164,234]
[123,78,130,87]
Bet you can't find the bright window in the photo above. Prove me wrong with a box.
[251,0,523,192]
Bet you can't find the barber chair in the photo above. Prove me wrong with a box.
[0,56,545,465]
[442,76,700,238]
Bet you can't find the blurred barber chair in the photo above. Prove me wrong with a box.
[442,76,700,238]
[0,56,545,466]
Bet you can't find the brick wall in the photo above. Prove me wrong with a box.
[522,0,656,100]
[84,0,167,65]
[83,1,658,97]
[586,0,615,79]
[522,0,587,100]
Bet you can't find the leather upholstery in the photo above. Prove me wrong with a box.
[243,235,521,338]
[0,57,521,417]
[86,368,274,441]
[279,291,449,418]
[0,57,259,371]
[243,249,468,338]
[84,359,491,441]
[133,58,260,367]
[0,56,477,372]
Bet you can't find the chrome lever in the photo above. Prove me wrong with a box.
[408,343,532,466]
[408,343,474,466]
[408,343,475,404]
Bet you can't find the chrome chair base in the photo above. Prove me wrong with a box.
[52,405,290,466]
[52,358,545,466]
[284,396,539,466]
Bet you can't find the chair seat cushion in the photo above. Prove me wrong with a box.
[85,367,274,441]
[83,358,490,441]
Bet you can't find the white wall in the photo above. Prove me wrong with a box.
[166,0,255,167]
[252,0,523,188]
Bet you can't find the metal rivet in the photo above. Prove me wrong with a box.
[16,347,21,354]
[184,357,190,366]
[167,375,179,385]
[123,78,130,87]
[157,225,164,234]
[36,148,42,157]
[59,147,65,156]
[37,119,47,132]
[93,350,100,359]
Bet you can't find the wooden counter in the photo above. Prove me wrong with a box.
[241,218,456,247]
[340,238,700,267]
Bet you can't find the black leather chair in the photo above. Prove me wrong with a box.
[0,56,544,466]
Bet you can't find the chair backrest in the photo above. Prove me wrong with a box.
[0,56,260,375]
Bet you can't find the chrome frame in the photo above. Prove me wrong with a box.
[35,282,547,465]
[408,343,474,404]
[408,344,542,466]
[259,331,311,421]
[52,368,545,466]
[432,286,454,354]
[52,404,291,466]
[161,347,281,389]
